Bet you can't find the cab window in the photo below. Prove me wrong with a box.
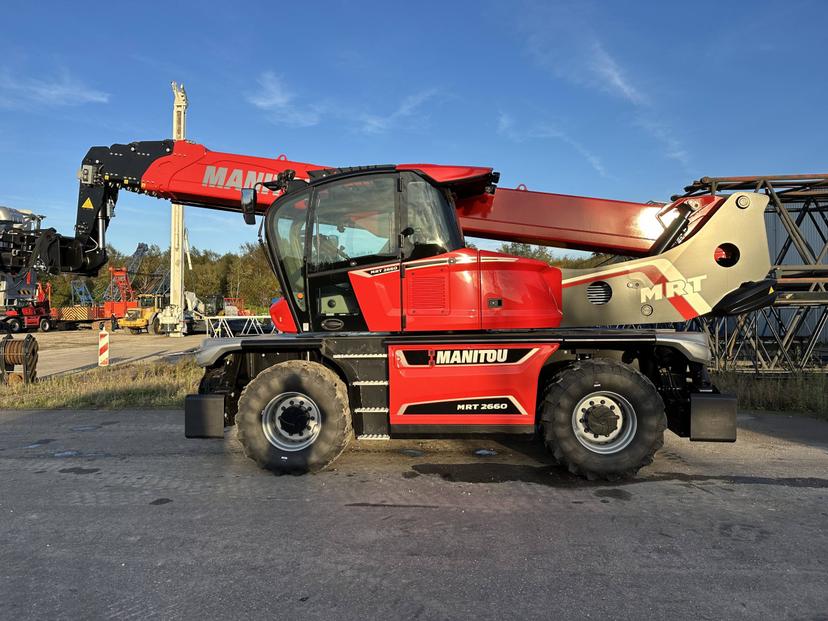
[402,173,463,260]
[310,175,398,272]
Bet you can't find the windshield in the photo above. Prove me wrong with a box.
[310,175,398,272]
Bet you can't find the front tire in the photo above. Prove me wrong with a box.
[150,317,162,335]
[236,360,352,474]
[7,317,22,333]
[540,359,666,480]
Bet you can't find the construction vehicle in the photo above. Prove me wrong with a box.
[0,207,45,330]
[0,139,779,479]
[120,290,211,335]
[120,291,220,335]
[1,283,52,332]
[46,249,146,331]
[119,293,166,334]
[2,279,131,333]
[1,264,142,333]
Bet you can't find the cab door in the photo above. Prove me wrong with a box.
[306,173,402,332]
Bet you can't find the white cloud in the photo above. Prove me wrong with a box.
[246,73,440,135]
[636,117,690,168]
[517,2,690,168]
[246,72,321,128]
[587,41,645,105]
[0,69,109,108]
[496,112,521,142]
[526,31,645,106]
[357,88,438,134]
[497,112,608,177]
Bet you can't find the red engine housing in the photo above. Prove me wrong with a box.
[349,249,562,333]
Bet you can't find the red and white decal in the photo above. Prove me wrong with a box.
[562,258,711,320]
[388,343,558,425]
[398,395,527,416]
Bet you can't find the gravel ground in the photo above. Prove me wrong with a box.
[0,409,826,620]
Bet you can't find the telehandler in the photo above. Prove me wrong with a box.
[0,140,778,479]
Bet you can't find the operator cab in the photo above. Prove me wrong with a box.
[264,170,463,332]
[260,167,562,334]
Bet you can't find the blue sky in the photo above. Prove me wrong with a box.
[1,0,826,255]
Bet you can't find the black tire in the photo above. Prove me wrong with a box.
[7,317,22,333]
[540,359,666,481]
[236,360,352,474]
[39,318,53,332]
[150,317,162,335]
[128,327,142,335]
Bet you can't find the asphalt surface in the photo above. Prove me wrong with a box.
[28,330,201,377]
[0,409,826,620]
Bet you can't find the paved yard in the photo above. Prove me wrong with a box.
[25,330,202,377]
[0,409,825,620]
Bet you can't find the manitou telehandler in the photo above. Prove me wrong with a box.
[0,140,779,479]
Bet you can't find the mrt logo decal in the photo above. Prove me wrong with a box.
[640,275,707,304]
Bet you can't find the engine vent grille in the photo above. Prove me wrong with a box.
[408,273,448,314]
[586,281,612,305]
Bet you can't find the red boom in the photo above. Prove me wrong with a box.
[137,140,717,256]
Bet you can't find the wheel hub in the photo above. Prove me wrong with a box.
[261,392,322,452]
[582,404,620,437]
[571,391,637,455]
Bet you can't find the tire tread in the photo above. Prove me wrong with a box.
[540,359,666,481]
[236,360,352,474]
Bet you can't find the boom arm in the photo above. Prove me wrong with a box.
[457,188,723,257]
[0,140,333,275]
[0,138,741,276]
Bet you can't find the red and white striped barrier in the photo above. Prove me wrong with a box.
[98,329,110,367]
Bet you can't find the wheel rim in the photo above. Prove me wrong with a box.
[571,391,637,455]
[261,391,322,452]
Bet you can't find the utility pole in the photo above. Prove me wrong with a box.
[168,81,188,337]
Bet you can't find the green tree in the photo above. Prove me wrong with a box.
[497,242,611,269]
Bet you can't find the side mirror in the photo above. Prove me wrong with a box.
[240,188,257,225]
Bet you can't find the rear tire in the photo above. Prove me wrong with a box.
[39,318,53,332]
[236,360,352,474]
[128,327,142,335]
[540,359,666,481]
[150,317,162,335]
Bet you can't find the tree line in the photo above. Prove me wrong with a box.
[42,242,282,314]
[495,243,610,269]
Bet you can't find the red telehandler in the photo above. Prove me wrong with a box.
[0,139,779,479]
